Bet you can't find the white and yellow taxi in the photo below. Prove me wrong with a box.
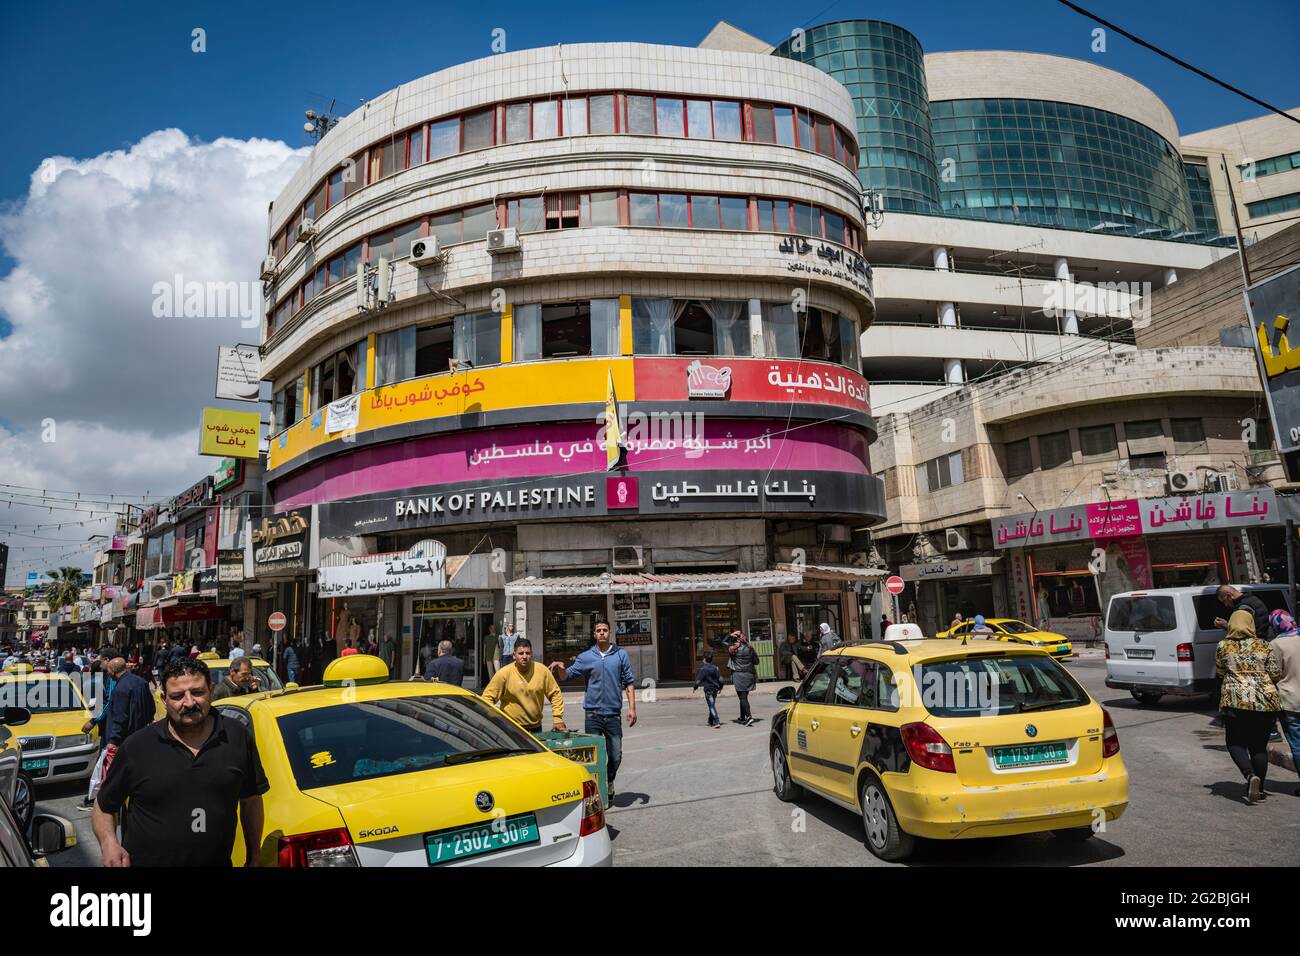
[771,636,1127,861]
[211,655,611,867]
[0,664,98,789]
[937,618,1073,659]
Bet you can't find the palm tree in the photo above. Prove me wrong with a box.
[43,567,85,619]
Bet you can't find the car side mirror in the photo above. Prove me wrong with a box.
[85,698,97,711]
[1,706,30,727]
[31,813,76,856]
[775,686,796,703]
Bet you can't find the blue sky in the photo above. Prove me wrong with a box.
[1,0,1297,211]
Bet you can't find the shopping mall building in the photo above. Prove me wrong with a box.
[256,43,886,686]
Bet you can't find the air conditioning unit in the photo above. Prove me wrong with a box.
[944,527,971,552]
[1205,471,1236,493]
[147,579,172,603]
[409,236,440,265]
[297,218,318,242]
[1166,469,1197,494]
[259,255,278,281]
[612,546,644,570]
[486,227,520,254]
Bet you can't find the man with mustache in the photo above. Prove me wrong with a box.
[92,657,268,867]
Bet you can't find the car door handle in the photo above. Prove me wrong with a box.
[810,719,820,730]
[850,725,862,736]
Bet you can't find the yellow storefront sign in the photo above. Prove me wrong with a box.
[200,407,261,459]
[269,358,636,471]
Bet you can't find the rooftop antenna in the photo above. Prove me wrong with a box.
[304,98,340,143]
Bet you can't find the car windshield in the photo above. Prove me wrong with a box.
[0,678,84,714]
[995,621,1038,635]
[1107,596,1177,632]
[209,665,282,692]
[276,695,545,790]
[919,654,1089,717]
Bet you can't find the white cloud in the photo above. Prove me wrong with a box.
[0,130,307,585]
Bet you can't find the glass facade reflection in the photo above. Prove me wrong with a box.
[775,20,940,213]
[1182,163,1220,234]
[929,98,1195,233]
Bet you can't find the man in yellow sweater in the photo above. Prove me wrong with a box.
[481,638,567,734]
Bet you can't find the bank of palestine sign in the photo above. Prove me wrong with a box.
[1249,263,1300,452]
[200,407,261,459]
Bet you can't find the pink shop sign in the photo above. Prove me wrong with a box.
[1087,499,1141,539]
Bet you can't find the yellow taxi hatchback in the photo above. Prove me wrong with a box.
[213,655,610,867]
[937,618,1072,659]
[0,667,98,788]
[770,639,1127,861]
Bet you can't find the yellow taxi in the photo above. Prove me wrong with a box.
[770,637,1127,860]
[210,655,611,867]
[936,618,1073,659]
[154,654,284,719]
[0,665,99,793]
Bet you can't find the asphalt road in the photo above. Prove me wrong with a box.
[36,658,1300,867]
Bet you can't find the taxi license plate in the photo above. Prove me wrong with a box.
[1126,648,1155,659]
[21,758,49,772]
[1055,645,1069,654]
[993,742,1068,768]
[424,813,539,865]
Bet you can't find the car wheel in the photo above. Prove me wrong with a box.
[1131,689,1163,705]
[1052,826,1096,843]
[13,771,34,834]
[771,741,804,802]
[859,773,914,861]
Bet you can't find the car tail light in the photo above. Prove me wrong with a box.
[1176,643,1194,662]
[579,778,605,835]
[900,722,956,773]
[277,828,359,867]
[1102,708,1121,758]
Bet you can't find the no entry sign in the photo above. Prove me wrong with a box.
[268,611,287,632]
[885,576,905,596]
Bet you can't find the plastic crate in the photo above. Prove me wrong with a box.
[536,731,609,808]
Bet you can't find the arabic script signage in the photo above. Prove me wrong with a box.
[634,357,868,414]
[1248,262,1300,453]
[317,546,447,597]
[200,407,261,459]
[776,236,874,297]
[994,489,1278,549]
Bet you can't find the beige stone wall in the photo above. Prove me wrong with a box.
[1182,109,1300,238]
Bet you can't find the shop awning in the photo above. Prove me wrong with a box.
[505,569,803,597]
[773,563,888,583]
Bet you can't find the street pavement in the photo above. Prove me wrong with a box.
[38,656,1300,867]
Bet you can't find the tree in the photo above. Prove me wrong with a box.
[43,567,85,619]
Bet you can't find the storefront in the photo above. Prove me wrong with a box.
[655,591,740,682]
[900,555,1003,634]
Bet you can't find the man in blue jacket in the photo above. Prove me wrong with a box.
[99,648,156,780]
[549,621,636,803]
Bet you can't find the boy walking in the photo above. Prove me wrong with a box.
[693,651,723,728]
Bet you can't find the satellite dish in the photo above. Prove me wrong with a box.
[303,121,316,134]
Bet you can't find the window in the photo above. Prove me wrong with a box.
[1107,596,1177,633]
[919,656,1087,717]
[505,102,531,143]
[797,661,833,703]
[690,195,720,229]
[428,118,459,159]
[1171,417,1206,453]
[659,193,687,227]
[562,97,587,136]
[712,100,741,140]
[800,307,834,361]
[369,220,421,262]
[838,315,860,370]
[430,210,462,246]
[916,451,964,493]
[763,302,800,358]
[454,311,501,368]
[375,326,416,386]
[532,100,557,139]
[461,109,494,152]
[751,104,776,144]
[461,203,496,242]
[406,127,423,167]
[589,95,615,134]
[327,242,363,286]
[1130,452,1167,470]
[415,323,453,376]
[792,202,817,236]
[774,107,795,147]
[540,302,591,358]
[795,110,813,150]
[1038,430,1073,469]
[720,196,748,230]
[273,379,301,433]
[507,196,545,233]
[1124,419,1165,459]
[545,193,580,230]
[585,191,618,227]
[630,193,659,226]
[343,152,365,197]
[313,341,365,408]
[304,183,326,222]
[687,100,712,138]
[632,298,675,355]
[370,140,399,182]
[1079,424,1117,459]
[626,95,655,134]
[1005,438,1032,477]
[327,169,345,208]
[656,98,684,137]
[823,211,845,244]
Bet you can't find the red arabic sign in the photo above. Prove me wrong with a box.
[634,358,869,414]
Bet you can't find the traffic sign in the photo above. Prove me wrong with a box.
[885,576,905,596]
[268,612,287,632]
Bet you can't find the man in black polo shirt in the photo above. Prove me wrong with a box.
[92,657,268,867]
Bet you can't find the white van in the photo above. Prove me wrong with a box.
[1103,585,1292,705]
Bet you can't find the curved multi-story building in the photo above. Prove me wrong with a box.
[256,44,884,685]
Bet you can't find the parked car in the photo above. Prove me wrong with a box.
[0,705,34,833]
[1103,584,1292,705]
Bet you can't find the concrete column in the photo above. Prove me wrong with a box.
[932,246,951,271]
[1164,268,1178,286]
[1055,257,1079,335]
[938,301,957,327]
[944,358,964,384]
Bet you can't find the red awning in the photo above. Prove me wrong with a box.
[159,603,228,624]
[136,606,159,630]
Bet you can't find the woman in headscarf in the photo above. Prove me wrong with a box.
[1216,608,1283,804]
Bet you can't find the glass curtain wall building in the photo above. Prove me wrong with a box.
[774,20,940,214]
